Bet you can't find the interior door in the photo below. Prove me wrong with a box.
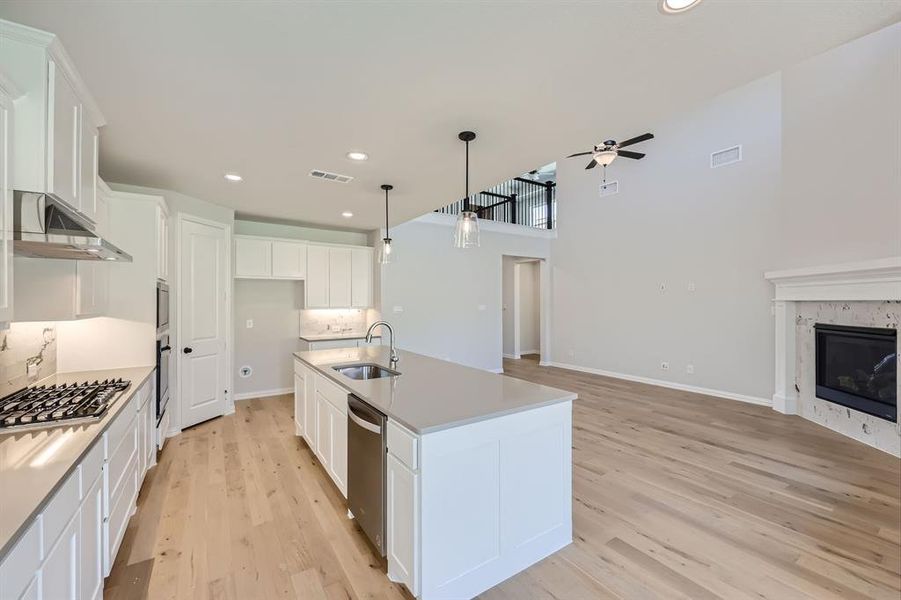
[180,217,228,429]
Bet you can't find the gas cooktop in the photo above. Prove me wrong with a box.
[0,379,131,432]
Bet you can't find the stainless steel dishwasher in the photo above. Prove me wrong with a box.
[347,394,387,556]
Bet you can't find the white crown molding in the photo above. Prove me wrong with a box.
[1,18,106,127]
[764,256,901,301]
[412,211,557,239]
[546,361,772,407]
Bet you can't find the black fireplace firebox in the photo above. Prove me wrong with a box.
[815,324,897,422]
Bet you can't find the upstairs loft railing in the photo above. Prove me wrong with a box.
[435,176,556,230]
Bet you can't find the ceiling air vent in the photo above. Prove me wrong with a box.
[309,169,354,183]
[710,145,742,168]
[599,180,619,197]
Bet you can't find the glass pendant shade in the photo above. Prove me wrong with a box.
[453,210,480,248]
[379,237,393,264]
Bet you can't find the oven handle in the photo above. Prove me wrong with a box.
[348,406,382,434]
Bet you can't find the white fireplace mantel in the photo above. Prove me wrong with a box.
[764,257,901,414]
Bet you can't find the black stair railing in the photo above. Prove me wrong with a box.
[436,175,556,230]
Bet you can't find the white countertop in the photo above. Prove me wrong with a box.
[0,365,155,561]
[294,347,576,434]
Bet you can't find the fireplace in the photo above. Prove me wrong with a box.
[815,323,897,422]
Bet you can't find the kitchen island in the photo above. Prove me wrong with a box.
[293,346,576,600]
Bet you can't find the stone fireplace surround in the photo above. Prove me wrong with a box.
[765,257,901,457]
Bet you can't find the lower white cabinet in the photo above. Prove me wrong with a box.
[387,453,419,597]
[42,511,81,600]
[0,374,156,600]
[308,373,348,498]
[293,371,305,437]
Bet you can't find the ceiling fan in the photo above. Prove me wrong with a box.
[567,132,654,170]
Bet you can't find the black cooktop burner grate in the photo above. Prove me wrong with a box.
[0,378,131,431]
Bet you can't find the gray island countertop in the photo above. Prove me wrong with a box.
[0,365,154,561]
[294,346,576,434]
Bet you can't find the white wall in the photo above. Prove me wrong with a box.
[551,73,783,402]
[549,22,901,404]
[778,23,901,269]
[380,214,552,372]
[518,261,540,354]
[234,279,302,398]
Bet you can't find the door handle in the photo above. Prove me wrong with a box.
[183,347,193,354]
[348,408,382,434]
[160,346,171,352]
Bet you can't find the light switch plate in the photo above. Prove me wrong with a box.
[246,319,253,328]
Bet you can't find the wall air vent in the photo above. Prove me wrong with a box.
[309,169,354,183]
[599,180,619,197]
[710,145,742,168]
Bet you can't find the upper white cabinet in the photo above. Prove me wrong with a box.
[156,201,169,281]
[304,243,373,309]
[272,240,306,279]
[0,19,105,223]
[0,78,14,325]
[234,235,307,280]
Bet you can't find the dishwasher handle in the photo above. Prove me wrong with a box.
[348,404,382,434]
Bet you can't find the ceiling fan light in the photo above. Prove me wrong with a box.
[453,210,480,249]
[595,150,617,166]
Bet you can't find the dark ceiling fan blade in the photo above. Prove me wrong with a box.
[618,150,645,159]
[617,133,654,148]
[585,159,597,170]
[567,151,593,158]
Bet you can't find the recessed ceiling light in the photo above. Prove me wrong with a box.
[659,0,701,14]
[346,151,368,161]
[224,173,243,182]
[341,211,354,218]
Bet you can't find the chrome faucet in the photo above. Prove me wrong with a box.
[366,320,398,365]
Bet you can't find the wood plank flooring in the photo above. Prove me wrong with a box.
[107,356,901,599]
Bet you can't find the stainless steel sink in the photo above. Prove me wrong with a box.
[332,363,400,380]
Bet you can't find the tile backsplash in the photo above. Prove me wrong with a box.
[299,309,373,337]
[1,323,58,398]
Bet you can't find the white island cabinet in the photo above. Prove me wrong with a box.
[293,347,575,600]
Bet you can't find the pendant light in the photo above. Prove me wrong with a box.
[453,130,480,248]
[379,184,394,264]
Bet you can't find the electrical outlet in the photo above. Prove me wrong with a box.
[239,366,252,378]
[687,281,696,292]
[661,361,670,371]
[686,364,694,374]
[246,319,253,328]
[393,306,404,313]
[659,282,667,294]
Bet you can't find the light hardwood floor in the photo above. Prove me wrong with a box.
[107,356,901,599]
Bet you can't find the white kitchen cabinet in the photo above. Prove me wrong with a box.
[306,244,330,307]
[315,392,330,466]
[81,474,104,600]
[272,240,307,279]
[351,247,373,308]
[76,259,108,318]
[156,202,169,281]
[42,509,81,600]
[79,112,98,222]
[0,21,106,224]
[303,366,317,449]
[50,59,81,211]
[329,401,348,496]
[0,82,13,325]
[387,453,419,596]
[328,247,352,308]
[311,374,348,497]
[234,236,271,278]
[293,371,305,437]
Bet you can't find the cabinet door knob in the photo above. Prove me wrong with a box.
[183,347,193,354]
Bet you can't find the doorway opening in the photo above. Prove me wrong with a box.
[502,256,545,364]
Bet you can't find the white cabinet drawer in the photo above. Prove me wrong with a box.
[316,374,347,414]
[81,437,104,490]
[107,414,137,507]
[0,521,41,600]
[42,466,81,552]
[387,420,419,471]
[105,451,138,576]
[105,392,137,454]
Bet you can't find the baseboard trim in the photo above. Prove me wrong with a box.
[488,367,504,374]
[520,349,540,355]
[233,387,293,401]
[546,361,772,407]
[503,353,521,360]
[538,361,552,367]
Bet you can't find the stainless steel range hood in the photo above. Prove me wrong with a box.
[13,191,132,262]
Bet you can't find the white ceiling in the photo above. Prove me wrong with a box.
[1,1,898,230]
